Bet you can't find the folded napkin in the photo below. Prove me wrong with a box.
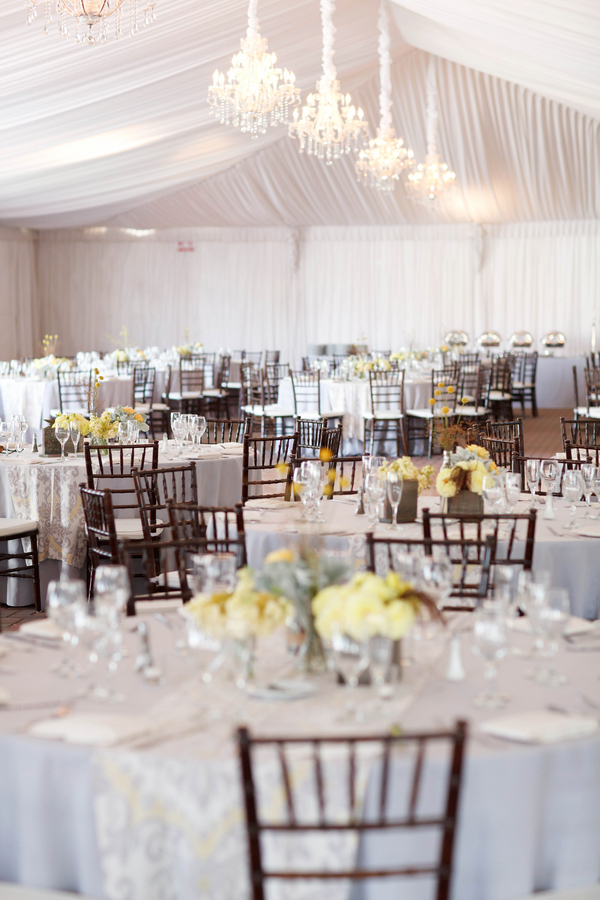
[29,713,155,746]
[20,619,62,640]
[510,615,596,637]
[480,711,599,744]
[195,450,224,461]
[245,497,294,510]
[575,526,600,539]
[0,686,11,706]
[29,457,63,465]
[219,442,243,452]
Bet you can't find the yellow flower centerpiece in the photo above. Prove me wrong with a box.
[54,412,90,437]
[89,410,119,445]
[378,457,435,524]
[436,444,498,515]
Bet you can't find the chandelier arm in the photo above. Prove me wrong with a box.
[320,0,337,81]
[378,0,392,133]
[425,54,439,157]
[246,0,259,40]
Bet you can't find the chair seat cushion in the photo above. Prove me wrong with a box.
[406,409,458,419]
[459,406,491,416]
[242,405,294,418]
[203,389,227,398]
[513,382,534,390]
[151,402,170,411]
[0,518,38,538]
[169,392,202,401]
[151,570,182,589]
[363,410,404,420]
[114,517,165,541]
[489,391,512,401]
[297,411,345,420]
[575,407,600,418]
[222,382,241,390]
[135,403,152,413]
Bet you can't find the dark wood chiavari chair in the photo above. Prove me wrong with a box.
[480,417,524,457]
[265,350,280,364]
[560,416,600,456]
[511,351,539,417]
[293,418,343,458]
[84,441,159,531]
[116,359,149,375]
[200,418,248,443]
[324,456,362,495]
[456,363,491,425]
[56,369,93,415]
[422,509,537,583]
[238,721,467,900]
[132,363,156,411]
[119,538,194,613]
[289,369,344,426]
[583,367,600,412]
[242,433,299,503]
[79,485,121,594]
[487,356,514,420]
[131,464,198,545]
[167,501,247,568]
[406,367,460,458]
[366,531,496,610]
[479,434,519,471]
[0,518,41,613]
[363,368,406,457]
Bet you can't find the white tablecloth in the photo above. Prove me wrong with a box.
[535,356,586,409]
[0,377,134,444]
[277,376,432,445]
[244,497,600,620]
[0,445,244,608]
[0,616,599,900]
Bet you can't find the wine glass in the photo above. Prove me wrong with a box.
[386,471,403,530]
[420,554,453,610]
[580,464,596,517]
[505,472,522,512]
[54,421,69,460]
[196,416,207,445]
[69,420,81,454]
[364,472,384,524]
[15,416,28,452]
[540,459,559,520]
[525,458,540,508]
[94,564,131,626]
[117,421,129,443]
[482,474,504,513]
[47,579,87,677]
[562,470,583,530]
[367,635,394,699]
[332,628,369,720]
[170,411,181,436]
[0,421,13,451]
[127,420,139,444]
[171,417,186,455]
[207,552,237,592]
[472,601,509,707]
[526,587,570,685]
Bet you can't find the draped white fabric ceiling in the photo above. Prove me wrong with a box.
[0,0,596,228]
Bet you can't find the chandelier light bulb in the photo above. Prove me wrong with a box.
[26,0,156,43]
[356,1,413,190]
[208,0,300,139]
[289,0,368,164]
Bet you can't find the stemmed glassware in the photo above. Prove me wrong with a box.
[171,417,186,455]
[562,470,583,530]
[580,464,596,517]
[386,471,403,530]
[54,420,69,460]
[364,472,384,525]
[118,421,129,443]
[367,635,394,700]
[127,420,140,443]
[472,601,509,707]
[504,472,522,512]
[0,421,13,450]
[47,579,87,678]
[540,459,559,520]
[526,586,570,685]
[69,420,81,455]
[332,628,369,720]
[85,564,132,702]
[420,553,453,610]
[13,416,27,452]
[482,474,504,513]
[590,471,600,519]
[526,458,540,508]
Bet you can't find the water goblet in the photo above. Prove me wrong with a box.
[127,420,140,444]
[386,471,403,530]
[94,564,131,626]
[482,474,504,513]
[69,420,81,454]
[117,421,129,444]
[171,417,186,455]
[191,553,215,594]
[562,470,583,530]
[54,422,69,460]
[472,601,509,707]
[526,587,570,685]
[207,552,237,592]
[332,628,369,720]
[364,472,384,524]
[540,459,559,520]
[367,634,394,700]
[505,472,522,512]
[580,463,596,517]
[170,411,181,435]
[47,579,87,678]
[420,554,453,610]
[525,458,540,508]
[196,416,207,444]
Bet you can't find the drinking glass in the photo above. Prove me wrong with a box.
[420,555,453,610]
[69,420,81,454]
[526,587,570,685]
[117,421,129,443]
[0,421,13,450]
[580,464,596,517]
[191,553,215,594]
[172,417,186,454]
[386,471,403,530]
[540,459,559,520]
[188,415,199,452]
[562,470,583,530]
[368,634,394,698]
[127,420,139,443]
[482,474,503,513]
[94,564,131,625]
[332,629,369,719]
[196,416,207,444]
[364,472,384,524]
[472,601,509,707]
[47,579,87,677]
[170,412,181,434]
[591,471,600,519]
[54,422,69,460]
[525,458,540,508]
[505,472,522,511]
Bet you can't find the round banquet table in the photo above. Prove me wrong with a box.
[0,611,598,900]
[244,496,600,620]
[0,444,244,608]
[0,377,134,444]
[277,376,432,450]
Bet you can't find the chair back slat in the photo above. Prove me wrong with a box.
[242,433,299,503]
[167,501,247,567]
[132,464,198,542]
[561,416,600,449]
[85,441,159,512]
[57,369,93,414]
[120,538,194,612]
[408,738,426,824]
[201,418,246,444]
[79,485,120,581]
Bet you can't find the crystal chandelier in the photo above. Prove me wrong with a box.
[208,0,300,139]
[356,1,413,191]
[26,0,156,43]
[405,57,456,204]
[289,0,368,164]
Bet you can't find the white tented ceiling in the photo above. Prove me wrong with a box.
[0,0,597,228]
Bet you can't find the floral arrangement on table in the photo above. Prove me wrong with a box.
[53,412,90,436]
[107,405,150,433]
[31,355,72,378]
[108,347,147,364]
[185,566,292,640]
[312,571,436,641]
[174,342,203,358]
[436,445,498,498]
[426,381,471,451]
[379,457,434,494]
[88,410,120,444]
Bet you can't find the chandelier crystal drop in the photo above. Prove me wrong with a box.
[405,57,456,204]
[207,0,300,139]
[289,0,368,164]
[356,1,413,191]
[26,0,156,43]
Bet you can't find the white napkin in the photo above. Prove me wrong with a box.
[245,497,293,510]
[20,619,63,640]
[219,442,243,452]
[29,713,155,746]
[575,526,600,539]
[194,450,223,461]
[0,686,11,706]
[480,711,599,744]
[509,615,596,637]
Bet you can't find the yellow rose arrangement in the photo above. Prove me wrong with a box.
[380,456,434,494]
[185,567,292,639]
[89,410,119,444]
[54,412,90,437]
[312,571,430,642]
[435,445,498,498]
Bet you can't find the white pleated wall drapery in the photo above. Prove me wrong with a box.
[0,228,37,360]
[35,222,600,362]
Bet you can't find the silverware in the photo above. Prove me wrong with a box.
[1,633,61,651]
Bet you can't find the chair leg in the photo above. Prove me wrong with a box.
[369,421,375,455]
[531,389,538,418]
[30,533,41,612]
